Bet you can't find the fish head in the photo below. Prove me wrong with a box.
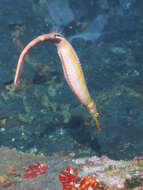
[48,32,64,44]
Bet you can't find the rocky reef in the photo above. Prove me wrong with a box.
[0,147,143,190]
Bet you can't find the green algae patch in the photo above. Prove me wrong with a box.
[110,47,127,55]
[18,96,34,124]
[60,104,71,124]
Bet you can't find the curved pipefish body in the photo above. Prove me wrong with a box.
[14,32,101,130]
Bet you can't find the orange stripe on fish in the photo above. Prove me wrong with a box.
[14,32,101,130]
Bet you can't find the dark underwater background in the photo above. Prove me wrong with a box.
[0,0,143,160]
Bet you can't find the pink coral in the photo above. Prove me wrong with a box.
[103,176,125,189]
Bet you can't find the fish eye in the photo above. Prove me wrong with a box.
[54,33,63,38]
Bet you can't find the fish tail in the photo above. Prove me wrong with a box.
[14,34,54,86]
[87,101,101,130]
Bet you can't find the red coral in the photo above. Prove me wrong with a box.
[24,162,48,178]
[59,166,99,190]
[59,166,80,190]
[80,176,99,190]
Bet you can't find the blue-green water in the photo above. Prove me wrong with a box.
[0,0,143,160]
